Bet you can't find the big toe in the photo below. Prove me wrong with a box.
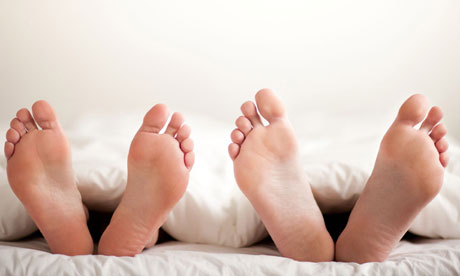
[32,100,60,130]
[396,94,430,126]
[140,104,170,133]
[255,88,286,123]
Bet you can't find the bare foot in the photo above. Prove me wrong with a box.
[4,101,93,255]
[228,89,334,262]
[98,104,194,256]
[335,94,449,263]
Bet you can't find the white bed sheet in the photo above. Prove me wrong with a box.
[1,237,460,275]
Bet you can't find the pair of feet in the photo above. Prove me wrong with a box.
[4,89,449,263]
[5,102,194,256]
[228,89,448,263]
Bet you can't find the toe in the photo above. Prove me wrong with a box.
[396,94,429,126]
[440,152,449,167]
[140,104,170,133]
[176,124,191,143]
[231,129,245,145]
[6,129,20,144]
[430,123,447,142]
[185,151,195,169]
[31,100,60,130]
[235,116,252,136]
[4,142,14,160]
[16,108,38,131]
[241,101,263,127]
[254,88,285,123]
[180,138,194,153]
[10,118,27,136]
[420,106,443,133]
[228,143,240,161]
[435,138,449,153]
[165,112,185,136]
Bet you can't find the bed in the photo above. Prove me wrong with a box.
[1,112,460,275]
[1,0,460,273]
[1,235,460,275]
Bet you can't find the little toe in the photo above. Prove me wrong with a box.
[16,108,38,131]
[185,152,195,169]
[31,100,60,130]
[4,142,14,160]
[176,124,191,143]
[165,112,185,136]
[231,129,245,145]
[254,88,286,123]
[10,118,27,136]
[235,116,252,136]
[440,152,449,167]
[6,129,20,144]
[420,106,443,133]
[396,94,429,126]
[430,123,447,142]
[228,143,240,160]
[241,101,263,127]
[140,104,170,133]
[180,138,194,153]
[435,138,449,153]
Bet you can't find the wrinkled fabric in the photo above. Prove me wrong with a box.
[1,113,459,247]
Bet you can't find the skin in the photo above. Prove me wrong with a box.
[5,100,93,255]
[229,90,448,263]
[5,93,448,261]
[98,104,194,256]
[5,101,194,256]
[335,94,448,263]
[229,89,334,262]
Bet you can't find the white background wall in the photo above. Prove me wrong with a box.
[1,0,459,137]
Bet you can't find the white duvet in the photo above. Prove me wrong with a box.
[0,111,460,273]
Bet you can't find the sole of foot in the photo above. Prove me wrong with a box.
[228,88,334,262]
[5,100,93,255]
[98,104,194,256]
[335,94,448,263]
